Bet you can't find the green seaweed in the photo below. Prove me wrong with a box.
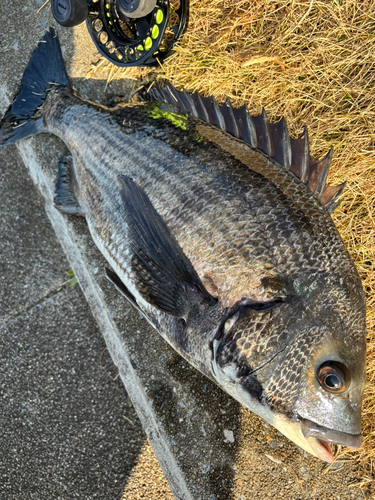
[148,104,188,131]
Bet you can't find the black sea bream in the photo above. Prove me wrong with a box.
[0,29,367,463]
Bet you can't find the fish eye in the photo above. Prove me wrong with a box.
[317,362,350,394]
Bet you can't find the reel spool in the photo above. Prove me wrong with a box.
[51,0,188,67]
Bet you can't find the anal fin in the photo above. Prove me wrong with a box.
[54,155,84,216]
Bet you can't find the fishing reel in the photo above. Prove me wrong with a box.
[51,0,188,67]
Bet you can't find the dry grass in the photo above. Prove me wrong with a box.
[96,0,375,484]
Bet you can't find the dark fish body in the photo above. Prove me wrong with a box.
[0,29,366,463]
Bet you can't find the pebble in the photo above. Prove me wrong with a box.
[224,429,235,443]
[330,461,345,471]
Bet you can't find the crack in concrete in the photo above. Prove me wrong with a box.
[0,279,74,328]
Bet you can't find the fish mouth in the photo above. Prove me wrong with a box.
[301,419,362,463]
[268,413,362,464]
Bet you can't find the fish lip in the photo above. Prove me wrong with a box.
[301,418,362,449]
[308,437,335,463]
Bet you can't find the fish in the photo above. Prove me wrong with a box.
[0,28,366,464]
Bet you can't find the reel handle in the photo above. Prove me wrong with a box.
[116,0,157,19]
[51,0,88,28]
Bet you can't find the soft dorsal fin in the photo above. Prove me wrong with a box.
[149,84,345,214]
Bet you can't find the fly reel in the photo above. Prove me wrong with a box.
[51,0,188,67]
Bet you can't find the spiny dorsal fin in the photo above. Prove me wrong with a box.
[149,83,345,213]
[268,117,291,169]
[290,126,309,183]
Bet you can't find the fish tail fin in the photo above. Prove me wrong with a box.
[0,28,69,146]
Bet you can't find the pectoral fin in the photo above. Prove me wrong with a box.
[118,175,216,317]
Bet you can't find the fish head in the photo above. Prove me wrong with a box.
[261,324,366,463]
[211,269,367,462]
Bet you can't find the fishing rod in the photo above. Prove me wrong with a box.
[51,0,188,67]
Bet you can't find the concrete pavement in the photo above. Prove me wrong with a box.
[0,145,148,499]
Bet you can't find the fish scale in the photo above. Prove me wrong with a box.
[0,29,367,463]
[47,89,365,352]
[60,108,298,305]
[50,93,364,351]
